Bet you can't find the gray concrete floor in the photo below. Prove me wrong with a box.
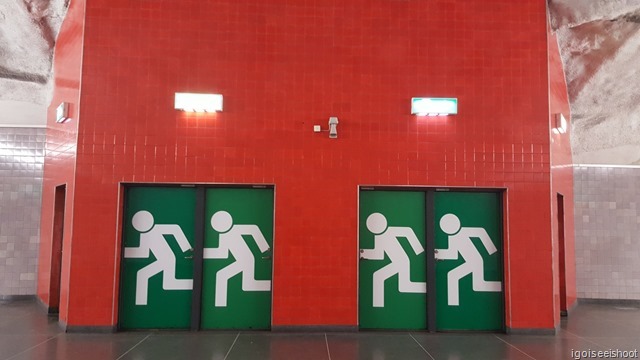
[0,300,638,360]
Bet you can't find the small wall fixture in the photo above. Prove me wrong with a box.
[411,97,458,116]
[328,117,339,138]
[56,102,70,123]
[553,113,567,134]
[174,93,223,113]
[313,117,339,139]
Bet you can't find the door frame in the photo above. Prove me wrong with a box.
[49,184,67,316]
[116,183,276,331]
[357,185,507,332]
[557,193,568,316]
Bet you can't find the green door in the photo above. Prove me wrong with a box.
[434,191,504,331]
[201,188,274,329]
[120,187,196,329]
[359,191,427,330]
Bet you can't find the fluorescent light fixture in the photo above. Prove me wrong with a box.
[56,102,70,123]
[174,93,223,113]
[553,113,567,134]
[411,97,458,116]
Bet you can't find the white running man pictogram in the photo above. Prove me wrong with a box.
[204,211,271,307]
[360,212,427,307]
[124,210,194,305]
[435,213,502,306]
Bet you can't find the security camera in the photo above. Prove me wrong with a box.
[329,117,339,139]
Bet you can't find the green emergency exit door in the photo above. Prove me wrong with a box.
[119,186,274,330]
[359,191,427,330]
[201,188,274,329]
[434,191,503,331]
[120,187,196,329]
[358,189,504,331]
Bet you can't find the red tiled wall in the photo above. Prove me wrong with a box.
[44,0,558,329]
[548,26,577,319]
[37,0,84,324]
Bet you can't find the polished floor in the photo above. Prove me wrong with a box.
[0,300,638,360]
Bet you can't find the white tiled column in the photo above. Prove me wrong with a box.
[0,127,45,297]
[574,165,640,300]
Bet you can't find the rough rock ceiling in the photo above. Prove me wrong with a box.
[549,0,640,165]
[0,0,66,105]
[1,0,639,165]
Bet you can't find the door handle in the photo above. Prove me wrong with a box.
[434,249,442,262]
[262,255,272,260]
[184,255,193,259]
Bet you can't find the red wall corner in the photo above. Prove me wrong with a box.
[548,19,577,327]
[36,0,86,322]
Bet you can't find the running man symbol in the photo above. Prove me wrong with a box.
[360,213,427,307]
[124,210,194,305]
[204,211,271,307]
[435,213,502,306]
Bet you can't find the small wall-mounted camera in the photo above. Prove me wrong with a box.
[328,117,339,138]
[313,116,340,139]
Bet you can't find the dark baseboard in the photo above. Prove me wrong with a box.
[65,326,117,333]
[506,327,556,335]
[58,319,116,333]
[0,295,35,302]
[561,300,579,317]
[578,298,640,306]
[272,325,358,332]
[34,296,60,315]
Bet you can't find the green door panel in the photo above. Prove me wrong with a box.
[359,191,427,330]
[201,188,274,329]
[434,191,504,331]
[120,187,196,329]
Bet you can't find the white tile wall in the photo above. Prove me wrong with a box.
[0,127,45,296]
[574,165,640,300]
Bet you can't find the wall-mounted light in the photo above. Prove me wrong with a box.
[553,113,567,134]
[174,93,223,113]
[411,97,458,116]
[56,102,70,123]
